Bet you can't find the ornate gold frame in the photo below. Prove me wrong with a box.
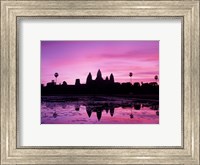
[1,0,199,164]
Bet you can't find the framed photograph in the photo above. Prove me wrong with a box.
[1,0,199,164]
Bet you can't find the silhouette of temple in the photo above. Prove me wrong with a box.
[41,69,159,96]
[86,69,115,86]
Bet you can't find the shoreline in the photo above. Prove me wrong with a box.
[41,94,159,102]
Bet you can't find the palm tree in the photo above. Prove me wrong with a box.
[129,72,133,84]
[154,75,158,83]
[54,72,59,84]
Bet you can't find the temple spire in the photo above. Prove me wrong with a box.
[96,69,103,81]
[86,72,92,84]
[110,73,114,83]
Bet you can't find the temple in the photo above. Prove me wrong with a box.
[41,69,159,96]
[86,69,114,86]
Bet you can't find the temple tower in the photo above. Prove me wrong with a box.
[75,79,80,86]
[95,69,103,81]
[110,73,114,83]
[86,72,92,85]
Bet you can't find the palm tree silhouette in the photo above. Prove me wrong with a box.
[154,75,158,83]
[129,72,133,84]
[54,72,59,84]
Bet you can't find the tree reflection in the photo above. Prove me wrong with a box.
[53,111,58,118]
[75,104,80,111]
[130,107,134,119]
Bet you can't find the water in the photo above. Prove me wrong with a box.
[41,96,159,124]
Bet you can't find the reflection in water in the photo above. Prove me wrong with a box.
[110,107,114,117]
[150,104,159,110]
[134,103,141,110]
[86,107,92,118]
[97,110,102,121]
[41,96,159,124]
[53,111,58,118]
[130,107,134,119]
[75,104,80,111]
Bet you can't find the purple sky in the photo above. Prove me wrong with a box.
[41,41,159,85]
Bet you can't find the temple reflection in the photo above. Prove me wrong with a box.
[83,101,158,121]
[97,110,102,121]
[86,107,92,118]
[134,103,141,110]
[43,100,159,122]
[110,107,114,117]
